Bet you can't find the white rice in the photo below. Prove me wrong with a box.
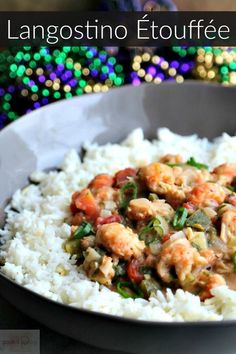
[1,127,236,322]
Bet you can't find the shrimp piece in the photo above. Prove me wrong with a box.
[159,154,183,164]
[97,255,116,286]
[139,162,175,194]
[166,167,210,207]
[200,249,216,266]
[163,185,186,207]
[83,248,115,286]
[152,200,176,219]
[96,222,145,260]
[220,209,236,244]
[156,238,207,283]
[139,163,187,206]
[214,259,233,275]
[127,198,152,221]
[127,198,174,221]
[213,163,236,184]
[197,272,226,300]
[94,187,117,204]
[173,166,211,189]
[188,182,226,208]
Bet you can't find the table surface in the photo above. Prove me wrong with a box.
[0,295,125,354]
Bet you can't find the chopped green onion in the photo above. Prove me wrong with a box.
[140,234,157,245]
[167,163,183,167]
[114,261,127,281]
[120,181,138,210]
[217,203,227,211]
[74,221,94,239]
[140,218,160,235]
[139,216,167,245]
[148,193,158,201]
[153,218,165,236]
[140,278,161,297]
[186,209,211,231]
[233,252,236,272]
[139,217,163,242]
[227,185,236,193]
[186,157,208,170]
[172,207,188,230]
[117,281,144,299]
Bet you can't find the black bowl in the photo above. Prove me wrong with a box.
[0,82,236,354]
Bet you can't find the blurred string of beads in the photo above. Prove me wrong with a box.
[131,47,236,85]
[0,46,196,128]
[193,47,236,85]
[1,46,236,129]
[0,46,125,128]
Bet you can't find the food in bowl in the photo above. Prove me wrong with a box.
[66,155,235,301]
[1,128,236,322]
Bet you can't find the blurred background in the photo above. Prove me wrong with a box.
[1,0,236,129]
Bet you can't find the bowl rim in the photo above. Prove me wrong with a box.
[1,80,234,137]
[1,81,236,327]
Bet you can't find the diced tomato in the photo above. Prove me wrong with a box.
[70,202,78,214]
[127,259,144,284]
[227,195,236,207]
[71,188,99,219]
[183,202,196,212]
[88,174,114,190]
[70,191,81,213]
[161,232,174,243]
[114,168,137,187]
[95,214,122,228]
